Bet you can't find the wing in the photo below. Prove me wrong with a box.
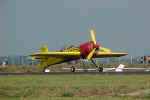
[94,52,128,58]
[31,51,81,67]
[31,51,127,68]
[31,51,80,58]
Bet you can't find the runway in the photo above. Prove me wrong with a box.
[0,72,150,75]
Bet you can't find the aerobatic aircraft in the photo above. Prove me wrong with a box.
[31,28,127,72]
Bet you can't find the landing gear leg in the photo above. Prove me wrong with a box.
[43,68,46,72]
[97,66,103,72]
[91,59,103,72]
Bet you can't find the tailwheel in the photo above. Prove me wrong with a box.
[43,68,50,72]
[71,66,76,72]
[98,67,103,72]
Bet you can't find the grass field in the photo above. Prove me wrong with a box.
[1,63,150,72]
[0,74,150,100]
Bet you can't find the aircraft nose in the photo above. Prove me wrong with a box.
[94,44,99,50]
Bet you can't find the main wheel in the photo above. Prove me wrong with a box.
[98,67,103,72]
[71,66,76,72]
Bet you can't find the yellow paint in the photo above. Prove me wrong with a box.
[40,57,66,69]
[40,45,48,52]
[100,47,112,52]
[95,52,128,58]
[90,28,97,44]
[87,48,96,60]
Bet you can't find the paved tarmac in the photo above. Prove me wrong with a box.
[0,72,150,75]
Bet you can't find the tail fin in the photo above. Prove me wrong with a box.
[40,45,48,52]
[115,64,125,72]
[40,45,48,69]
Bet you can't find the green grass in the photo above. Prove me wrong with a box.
[0,96,144,100]
[0,74,150,100]
[1,63,150,72]
[61,92,73,97]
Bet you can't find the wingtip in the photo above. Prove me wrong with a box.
[120,52,128,56]
[123,53,128,55]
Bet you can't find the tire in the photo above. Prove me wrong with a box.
[71,66,75,72]
[98,67,103,72]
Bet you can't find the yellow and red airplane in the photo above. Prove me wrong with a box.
[31,28,127,72]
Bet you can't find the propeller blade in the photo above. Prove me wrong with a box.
[100,47,111,52]
[87,48,96,60]
[90,28,97,44]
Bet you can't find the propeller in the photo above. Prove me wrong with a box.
[86,28,99,60]
[86,28,112,60]
[90,28,97,44]
[87,48,96,60]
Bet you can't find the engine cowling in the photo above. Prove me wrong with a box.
[80,41,99,59]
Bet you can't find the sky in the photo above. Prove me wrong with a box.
[1,0,150,56]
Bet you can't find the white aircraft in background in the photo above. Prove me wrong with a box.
[121,67,150,72]
[103,64,125,72]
